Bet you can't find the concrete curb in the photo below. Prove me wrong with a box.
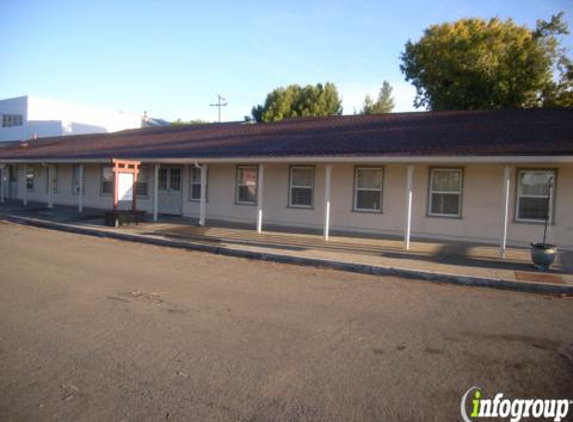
[4,214,573,295]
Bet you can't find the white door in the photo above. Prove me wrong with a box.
[158,166,183,215]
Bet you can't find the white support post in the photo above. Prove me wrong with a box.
[153,163,159,221]
[547,177,554,238]
[0,164,5,203]
[256,164,265,233]
[323,164,333,241]
[22,165,27,206]
[199,164,208,227]
[499,166,511,259]
[47,165,55,208]
[78,164,84,213]
[404,165,415,250]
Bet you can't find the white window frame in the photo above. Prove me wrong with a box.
[136,164,149,198]
[100,164,114,196]
[353,167,384,212]
[515,169,556,224]
[189,166,208,202]
[25,165,35,192]
[288,166,314,208]
[72,165,85,196]
[45,166,57,195]
[169,167,182,192]
[428,168,463,218]
[158,167,168,190]
[2,114,23,128]
[235,166,258,205]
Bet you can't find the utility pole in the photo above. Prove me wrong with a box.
[210,94,228,122]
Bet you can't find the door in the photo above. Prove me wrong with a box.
[158,166,183,215]
[8,165,18,199]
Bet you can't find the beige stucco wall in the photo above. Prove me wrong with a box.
[9,161,573,250]
[14,164,155,212]
[186,163,572,250]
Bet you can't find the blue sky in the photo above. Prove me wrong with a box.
[1,0,572,122]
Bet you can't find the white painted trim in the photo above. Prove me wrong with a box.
[2,155,573,164]
[22,165,27,206]
[189,164,203,202]
[150,155,573,164]
[153,163,159,221]
[515,169,556,224]
[0,164,5,203]
[235,165,258,205]
[428,168,463,218]
[353,166,384,212]
[500,166,511,259]
[404,165,415,250]
[78,164,84,213]
[323,164,333,241]
[199,164,208,227]
[47,165,55,208]
[256,164,265,233]
[288,166,315,208]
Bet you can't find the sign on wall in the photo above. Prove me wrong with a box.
[118,173,134,202]
[111,159,140,212]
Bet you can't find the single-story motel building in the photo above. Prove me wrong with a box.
[0,109,572,255]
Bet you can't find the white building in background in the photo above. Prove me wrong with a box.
[0,95,168,143]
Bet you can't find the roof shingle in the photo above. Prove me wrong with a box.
[0,109,572,161]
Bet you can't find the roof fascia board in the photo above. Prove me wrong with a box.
[146,155,573,164]
[1,155,572,164]
[0,158,110,164]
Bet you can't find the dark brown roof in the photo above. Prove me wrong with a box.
[1,109,572,161]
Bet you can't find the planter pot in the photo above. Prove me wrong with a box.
[104,210,146,227]
[530,243,557,271]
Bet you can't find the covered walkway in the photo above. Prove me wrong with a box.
[1,200,572,291]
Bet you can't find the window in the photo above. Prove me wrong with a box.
[158,168,168,190]
[9,166,17,183]
[516,170,556,223]
[45,166,57,194]
[189,166,208,201]
[72,165,85,196]
[169,167,181,191]
[157,167,181,191]
[25,165,35,192]
[136,165,149,197]
[2,114,23,128]
[236,166,257,204]
[100,165,114,195]
[354,167,383,212]
[289,166,314,208]
[428,168,463,217]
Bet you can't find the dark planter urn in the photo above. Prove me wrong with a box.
[530,243,557,271]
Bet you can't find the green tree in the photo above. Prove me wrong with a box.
[171,118,209,125]
[543,57,573,107]
[400,13,571,110]
[251,83,343,123]
[361,80,395,114]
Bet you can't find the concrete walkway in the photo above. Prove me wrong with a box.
[1,200,572,294]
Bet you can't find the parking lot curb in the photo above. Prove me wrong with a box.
[4,215,572,295]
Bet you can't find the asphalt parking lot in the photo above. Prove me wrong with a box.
[0,222,572,422]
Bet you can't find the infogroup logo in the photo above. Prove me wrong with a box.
[460,386,571,422]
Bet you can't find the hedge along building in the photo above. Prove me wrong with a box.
[0,109,572,255]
